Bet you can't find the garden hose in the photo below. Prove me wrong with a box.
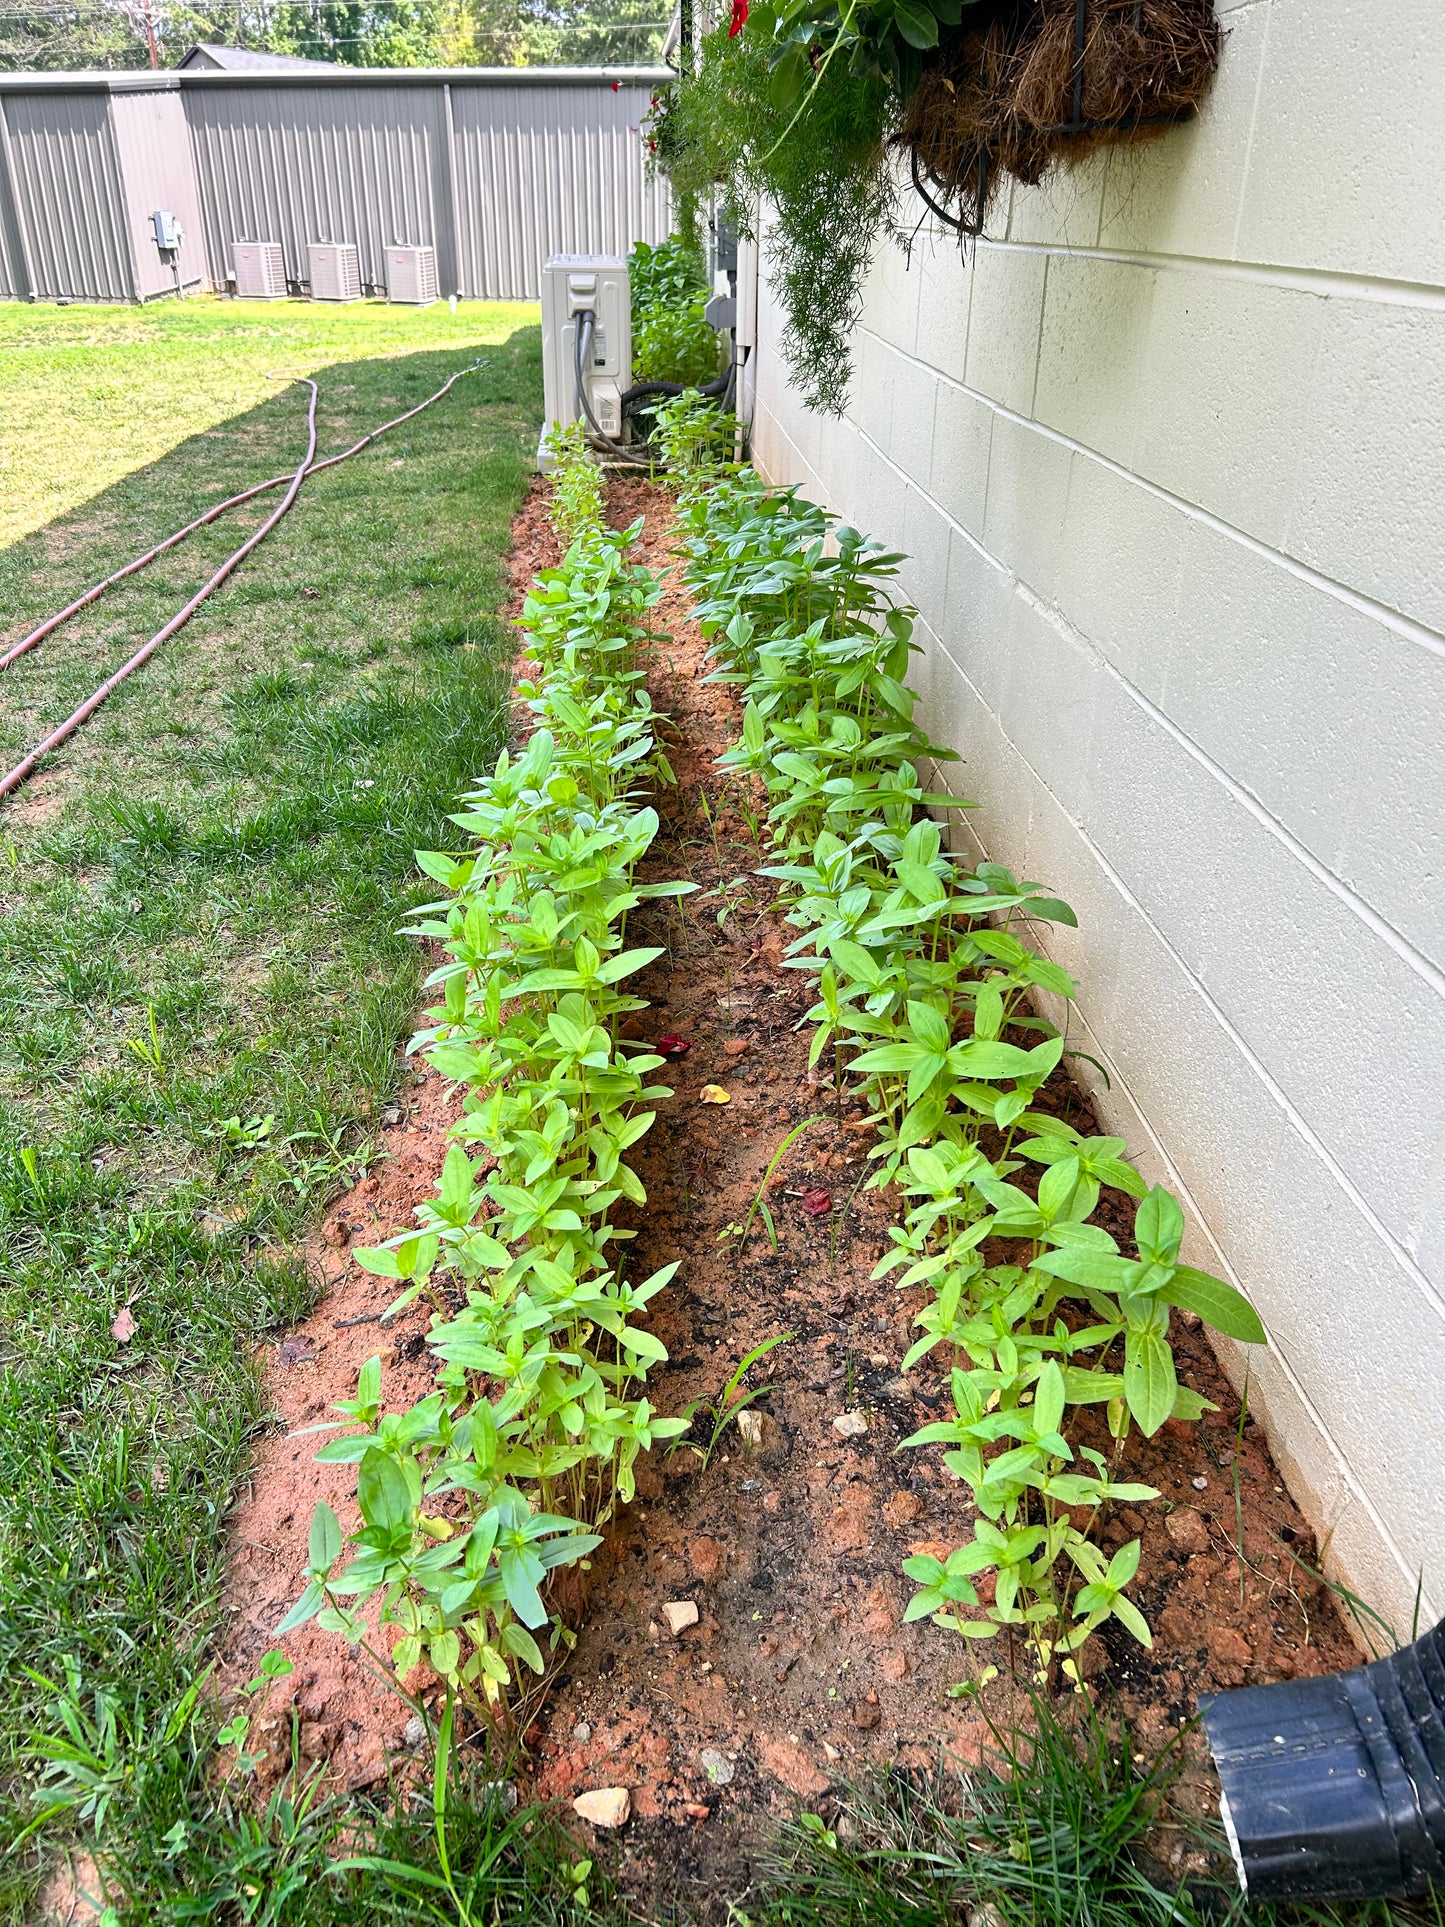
[0,358,486,677]
[0,359,484,800]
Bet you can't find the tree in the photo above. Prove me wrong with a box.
[0,0,670,70]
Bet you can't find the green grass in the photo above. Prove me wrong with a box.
[0,296,549,1919]
[0,294,538,549]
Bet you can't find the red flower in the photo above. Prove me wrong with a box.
[656,1034,692,1056]
[729,0,747,34]
[801,1187,832,1217]
[611,78,620,90]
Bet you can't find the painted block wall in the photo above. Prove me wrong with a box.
[746,0,1445,1637]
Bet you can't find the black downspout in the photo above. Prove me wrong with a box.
[1202,1615,1445,1901]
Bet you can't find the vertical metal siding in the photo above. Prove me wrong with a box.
[0,104,25,299]
[5,91,132,301]
[0,72,671,305]
[450,80,669,299]
[187,83,444,294]
[110,88,206,297]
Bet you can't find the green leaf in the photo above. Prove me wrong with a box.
[1134,1184,1184,1263]
[1123,1324,1177,1438]
[769,40,811,107]
[892,0,941,46]
[1032,1360,1066,1439]
[357,1448,413,1535]
[1163,1266,1267,1345]
[308,1502,342,1575]
[275,1580,325,1636]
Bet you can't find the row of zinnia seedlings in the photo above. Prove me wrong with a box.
[670,405,1266,1682]
[281,438,690,1717]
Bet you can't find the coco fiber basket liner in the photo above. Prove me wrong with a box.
[895,0,1221,232]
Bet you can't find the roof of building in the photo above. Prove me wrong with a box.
[178,43,339,71]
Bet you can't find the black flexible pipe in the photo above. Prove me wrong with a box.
[1202,1615,1445,1900]
[619,368,733,407]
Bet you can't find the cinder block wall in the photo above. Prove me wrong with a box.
[746,0,1445,1637]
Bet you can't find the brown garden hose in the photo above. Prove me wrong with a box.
[0,358,483,800]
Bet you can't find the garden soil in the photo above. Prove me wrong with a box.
[219,473,1360,1921]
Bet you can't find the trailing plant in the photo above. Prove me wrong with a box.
[282,431,692,1725]
[627,235,723,389]
[662,22,895,415]
[674,414,1266,1680]
[658,2,1218,410]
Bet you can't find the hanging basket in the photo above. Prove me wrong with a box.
[894,0,1221,235]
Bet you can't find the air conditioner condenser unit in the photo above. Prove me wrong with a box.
[308,242,362,303]
[233,240,286,300]
[539,253,631,466]
[385,244,439,306]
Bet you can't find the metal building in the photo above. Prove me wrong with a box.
[0,66,671,305]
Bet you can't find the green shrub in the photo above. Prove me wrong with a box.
[627,235,723,388]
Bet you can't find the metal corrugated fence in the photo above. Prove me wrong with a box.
[0,67,671,304]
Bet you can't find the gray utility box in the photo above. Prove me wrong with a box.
[307,241,362,303]
[233,239,286,299]
[384,244,438,306]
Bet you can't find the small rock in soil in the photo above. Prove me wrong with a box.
[724,1038,749,1056]
[572,1721,592,1745]
[1210,1626,1252,1671]
[688,1537,724,1583]
[1164,1507,1209,1555]
[757,1736,830,1798]
[1158,1604,1198,1648]
[881,1491,922,1529]
[832,1411,868,1438]
[700,1748,735,1786]
[662,1600,699,1636]
[402,1715,426,1749]
[853,1700,882,1730]
[879,1650,910,1682]
[574,1787,631,1829]
[735,1410,764,1452]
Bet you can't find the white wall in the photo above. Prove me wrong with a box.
[745,0,1445,1637]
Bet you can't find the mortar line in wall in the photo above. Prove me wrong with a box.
[842,393,1445,1005]
[861,323,1445,668]
[962,234,1445,314]
[1228,0,1272,262]
[756,402,1443,1625]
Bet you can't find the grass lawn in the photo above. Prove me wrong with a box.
[0,296,607,1920]
[0,295,536,550]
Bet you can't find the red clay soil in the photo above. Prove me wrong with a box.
[218,473,1360,1920]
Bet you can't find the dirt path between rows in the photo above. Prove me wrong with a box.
[219,473,1359,1922]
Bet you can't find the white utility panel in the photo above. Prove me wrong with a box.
[539,253,631,465]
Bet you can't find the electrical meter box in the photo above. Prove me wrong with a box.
[539,253,631,466]
[151,208,181,252]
